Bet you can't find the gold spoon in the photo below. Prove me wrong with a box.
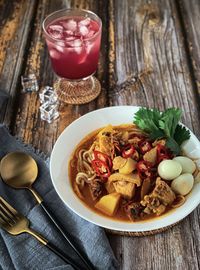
[0,152,42,203]
[0,152,94,270]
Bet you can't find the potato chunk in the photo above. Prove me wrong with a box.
[113,181,135,199]
[143,147,157,165]
[95,193,121,216]
[113,156,127,170]
[119,158,137,174]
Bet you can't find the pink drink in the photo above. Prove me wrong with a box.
[45,16,101,80]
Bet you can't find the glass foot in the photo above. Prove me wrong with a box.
[54,76,101,104]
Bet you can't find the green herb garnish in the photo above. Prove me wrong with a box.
[133,107,190,155]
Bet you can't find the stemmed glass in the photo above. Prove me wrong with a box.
[43,9,102,104]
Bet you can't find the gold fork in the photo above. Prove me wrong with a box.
[0,196,80,270]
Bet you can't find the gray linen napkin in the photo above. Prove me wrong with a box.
[0,125,118,270]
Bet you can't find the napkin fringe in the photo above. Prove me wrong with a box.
[0,124,119,270]
[15,136,50,164]
[0,123,50,164]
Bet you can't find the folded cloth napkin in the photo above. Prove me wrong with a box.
[0,125,118,270]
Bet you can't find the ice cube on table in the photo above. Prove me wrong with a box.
[78,17,91,26]
[39,86,58,104]
[40,101,59,123]
[21,74,39,93]
[49,49,61,59]
[62,19,77,31]
[79,25,89,36]
[48,25,64,39]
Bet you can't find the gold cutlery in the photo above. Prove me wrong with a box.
[0,196,80,270]
[0,152,94,270]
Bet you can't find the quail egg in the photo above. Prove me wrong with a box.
[173,156,196,174]
[158,159,182,180]
[171,173,194,195]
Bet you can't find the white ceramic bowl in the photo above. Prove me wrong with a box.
[50,106,200,232]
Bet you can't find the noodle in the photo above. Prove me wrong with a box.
[69,124,192,222]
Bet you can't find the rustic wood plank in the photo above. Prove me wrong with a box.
[0,0,37,124]
[107,0,200,269]
[13,0,109,155]
[109,216,200,270]
[177,0,200,96]
[2,1,200,269]
[108,0,200,138]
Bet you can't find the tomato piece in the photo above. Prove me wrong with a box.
[91,159,111,179]
[137,160,153,171]
[139,140,152,154]
[93,150,112,168]
[136,160,154,179]
[157,144,172,163]
[122,144,135,158]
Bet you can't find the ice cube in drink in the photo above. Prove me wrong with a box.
[45,16,101,80]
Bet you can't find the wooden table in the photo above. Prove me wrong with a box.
[1,0,200,269]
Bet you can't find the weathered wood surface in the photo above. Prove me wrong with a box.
[1,0,200,269]
[178,0,200,96]
[0,0,36,124]
[12,0,108,152]
[107,1,200,269]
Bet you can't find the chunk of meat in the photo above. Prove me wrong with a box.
[98,135,114,156]
[155,204,166,215]
[142,196,166,215]
[113,156,127,170]
[89,179,104,200]
[109,172,142,187]
[113,181,135,199]
[171,195,185,208]
[124,202,144,221]
[152,177,176,205]
[140,178,151,199]
[141,177,175,216]
[143,147,157,165]
[95,125,115,156]
[97,125,114,156]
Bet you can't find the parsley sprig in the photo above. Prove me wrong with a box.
[133,107,190,155]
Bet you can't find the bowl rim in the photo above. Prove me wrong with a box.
[50,105,200,232]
